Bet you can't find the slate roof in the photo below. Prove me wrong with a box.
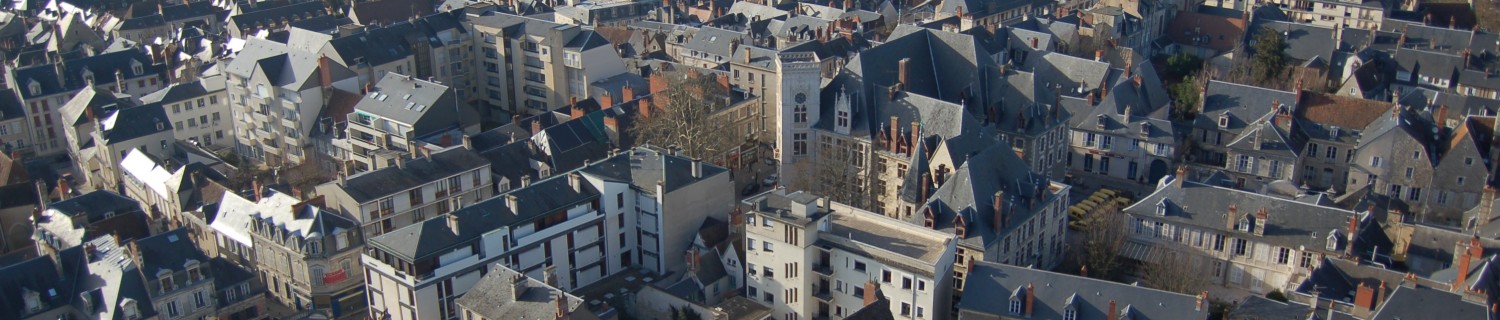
[1126,179,1365,253]
[138,75,225,104]
[0,88,22,123]
[228,1,327,32]
[0,246,81,319]
[58,86,130,128]
[225,37,355,90]
[324,22,416,68]
[338,146,490,203]
[453,264,594,320]
[905,142,1056,249]
[1198,80,1299,134]
[366,194,515,261]
[935,0,1030,18]
[98,103,172,145]
[349,0,434,26]
[132,228,207,276]
[356,72,467,127]
[1370,285,1490,319]
[9,48,160,100]
[1246,21,1338,67]
[959,261,1209,319]
[77,235,157,320]
[48,190,142,224]
[578,146,728,194]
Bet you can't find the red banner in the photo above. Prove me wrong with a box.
[323,269,348,284]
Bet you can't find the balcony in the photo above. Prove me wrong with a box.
[813,287,832,301]
[813,263,832,276]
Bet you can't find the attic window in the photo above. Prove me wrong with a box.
[1008,296,1022,314]
[1238,216,1252,232]
[28,82,40,96]
[132,62,143,76]
[1096,114,1106,129]
[1326,231,1339,251]
[1218,114,1229,128]
[1155,200,1168,216]
[1140,123,1150,136]
[22,288,42,313]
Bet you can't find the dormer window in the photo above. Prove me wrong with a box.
[1063,293,1081,320]
[28,81,40,96]
[185,260,202,282]
[131,60,144,75]
[1096,114,1107,129]
[158,270,175,292]
[1218,114,1230,128]
[1155,200,1169,216]
[1008,296,1022,314]
[22,288,42,313]
[1140,123,1150,136]
[1326,231,1340,251]
[120,298,139,320]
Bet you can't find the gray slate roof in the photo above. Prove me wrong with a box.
[338,146,490,203]
[453,264,595,320]
[959,261,1209,319]
[1126,179,1364,253]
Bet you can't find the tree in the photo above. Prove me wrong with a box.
[1249,27,1288,83]
[793,148,871,210]
[1140,250,1210,295]
[1169,77,1202,121]
[669,305,703,320]
[1074,203,1129,281]
[630,70,736,160]
[1165,53,1204,80]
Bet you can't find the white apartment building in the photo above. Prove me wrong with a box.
[340,73,480,173]
[468,12,628,117]
[361,147,732,320]
[317,145,494,237]
[223,37,359,166]
[140,74,233,148]
[744,189,956,320]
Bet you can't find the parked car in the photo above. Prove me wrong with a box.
[761,174,779,186]
[741,183,761,196]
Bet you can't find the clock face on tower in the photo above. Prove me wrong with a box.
[795,93,807,104]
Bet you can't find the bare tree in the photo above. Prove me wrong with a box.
[631,70,736,160]
[1075,203,1129,281]
[795,148,871,210]
[1140,249,1210,295]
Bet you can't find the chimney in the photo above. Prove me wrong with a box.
[1377,281,1387,308]
[511,273,528,301]
[554,291,569,319]
[1437,105,1450,132]
[1108,300,1118,320]
[544,264,557,287]
[993,191,1006,230]
[568,173,583,193]
[511,114,522,126]
[1348,214,1360,249]
[252,180,262,201]
[897,58,910,90]
[446,212,461,235]
[461,135,473,150]
[569,97,582,119]
[1254,208,1267,236]
[1173,165,1187,188]
[1196,292,1207,311]
[319,54,333,89]
[1225,204,1239,230]
[115,71,124,93]
[1354,282,1375,310]
[1031,37,1039,49]
[1095,49,1104,61]
[888,116,899,152]
[1481,187,1498,229]
[56,178,69,199]
[531,119,542,135]
[863,281,879,306]
[1024,283,1035,316]
[910,121,921,156]
[691,158,704,178]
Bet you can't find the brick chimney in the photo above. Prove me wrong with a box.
[56,178,69,200]
[919,172,932,205]
[1377,281,1387,308]
[888,116,899,152]
[1196,292,1207,311]
[1348,214,1360,255]
[1024,283,1035,316]
[569,97,583,119]
[252,180,262,202]
[863,281,879,306]
[623,82,636,101]
[1095,49,1104,61]
[1354,282,1375,310]
[1174,165,1187,188]
[1254,208,1267,236]
[909,121,921,156]
[1437,105,1450,133]
[531,119,542,135]
[1108,300,1117,320]
[1225,204,1238,231]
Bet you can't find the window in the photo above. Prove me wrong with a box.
[762,241,773,252]
[1371,156,1383,167]
[901,276,912,290]
[1085,133,1097,147]
[195,291,206,308]
[1100,135,1112,150]
[854,261,867,272]
[1327,233,1340,251]
[1277,247,1291,264]
[1408,187,1422,201]
[1405,167,1414,179]
[1326,146,1337,159]
[1064,308,1078,320]
[882,269,892,283]
[763,266,774,278]
[1467,157,1476,167]
[1009,298,1022,314]
[900,302,912,316]
[917,279,927,291]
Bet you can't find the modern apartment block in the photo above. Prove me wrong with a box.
[341,73,480,173]
[468,12,628,117]
[361,146,732,320]
[317,145,493,237]
[224,37,360,166]
[742,189,957,320]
